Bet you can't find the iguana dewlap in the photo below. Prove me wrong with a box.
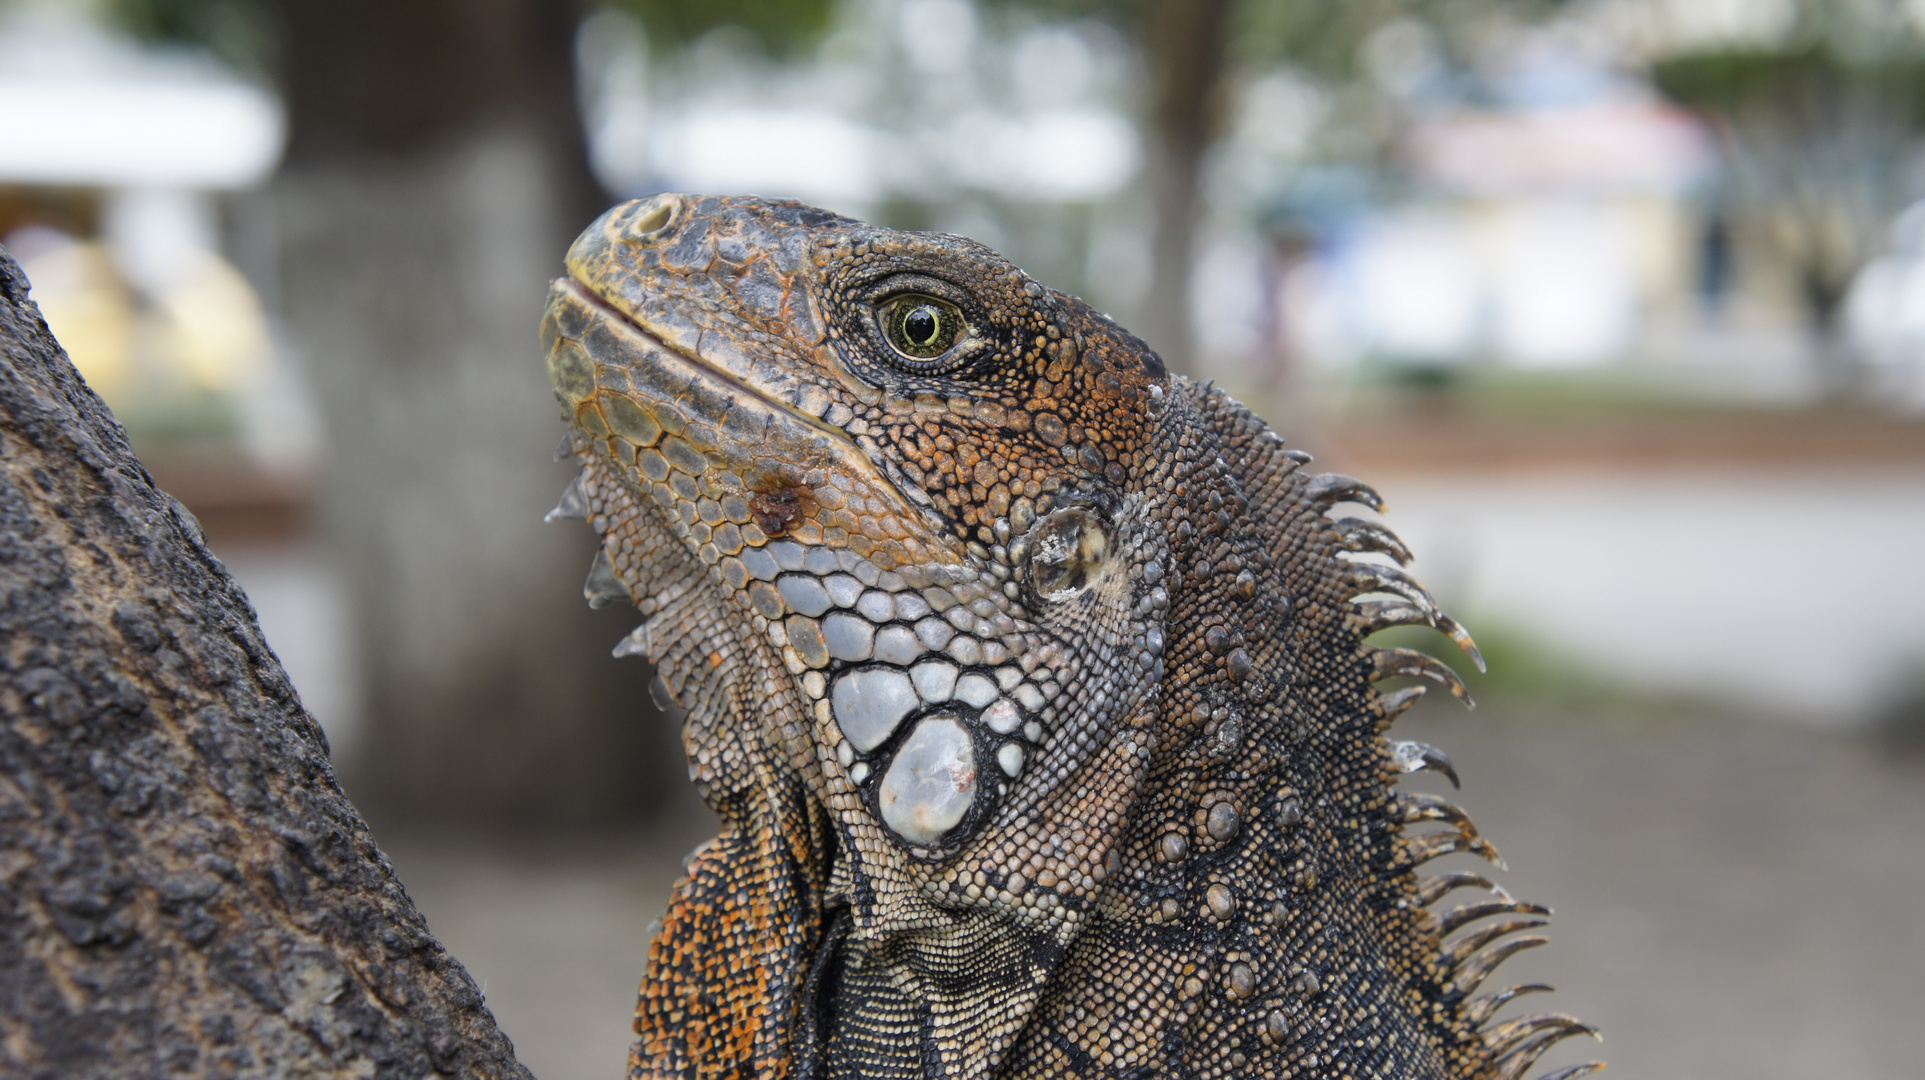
[541,194,1600,1080]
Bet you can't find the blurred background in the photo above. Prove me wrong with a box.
[4,0,1924,1075]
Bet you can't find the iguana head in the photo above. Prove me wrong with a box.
[544,194,1599,1080]
[547,192,1180,853]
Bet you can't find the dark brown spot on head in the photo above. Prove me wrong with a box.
[749,482,816,538]
[743,471,820,539]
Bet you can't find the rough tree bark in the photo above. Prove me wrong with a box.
[0,250,529,1076]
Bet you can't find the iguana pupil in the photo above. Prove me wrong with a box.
[904,306,938,343]
[883,294,960,359]
[541,193,1600,1080]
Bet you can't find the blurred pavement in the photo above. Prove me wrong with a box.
[1397,701,1925,1080]
[379,811,710,1080]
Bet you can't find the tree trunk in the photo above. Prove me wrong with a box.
[0,249,528,1077]
[269,0,685,827]
[1135,0,1235,375]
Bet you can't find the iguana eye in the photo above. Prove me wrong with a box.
[879,295,963,362]
[1026,507,1109,601]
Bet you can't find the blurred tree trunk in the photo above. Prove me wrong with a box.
[1135,0,1235,374]
[270,0,684,827]
[0,250,528,1078]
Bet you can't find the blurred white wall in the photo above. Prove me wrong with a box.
[1381,468,1925,724]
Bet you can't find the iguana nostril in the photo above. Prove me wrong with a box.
[629,195,678,237]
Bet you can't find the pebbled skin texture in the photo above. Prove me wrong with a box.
[540,194,1601,1080]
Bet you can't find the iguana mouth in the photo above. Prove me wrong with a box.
[546,275,887,527]
[542,276,966,605]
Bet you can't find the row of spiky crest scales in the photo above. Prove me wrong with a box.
[1172,384,1602,1080]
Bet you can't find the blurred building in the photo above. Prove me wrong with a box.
[0,6,361,752]
[1226,29,1719,385]
[0,5,310,462]
[1843,200,1925,412]
[577,0,1143,304]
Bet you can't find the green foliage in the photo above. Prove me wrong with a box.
[1654,47,1925,131]
[1649,0,1925,124]
[104,0,276,76]
[976,0,1140,25]
[1233,0,1410,78]
[1232,0,1573,78]
[607,0,836,56]
[1651,15,1925,333]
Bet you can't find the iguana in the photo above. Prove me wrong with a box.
[540,193,1601,1080]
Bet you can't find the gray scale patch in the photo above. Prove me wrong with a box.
[1014,683,1045,710]
[805,547,839,575]
[822,613,876,662]
[910,660,959,703]
[946,636,983,665]
[997,742,1025,777]
[994,666,1022,691]
[739,547,778,581]
[945,607,977,633]
[778,575,833,617]
[955,673,997,708]
[894,594,931,621]
[832,668,919,752]
[857,591,896,623]
[915,617,955,651]
[875,625,923,666]
[835,549,863,573]
[769,540,806,571]
[824,574,864,608]
[879,716,977,846]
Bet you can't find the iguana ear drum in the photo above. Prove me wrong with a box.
[1025,506,1109,601]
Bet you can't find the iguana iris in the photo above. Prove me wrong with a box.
[540,194,1601,1080]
